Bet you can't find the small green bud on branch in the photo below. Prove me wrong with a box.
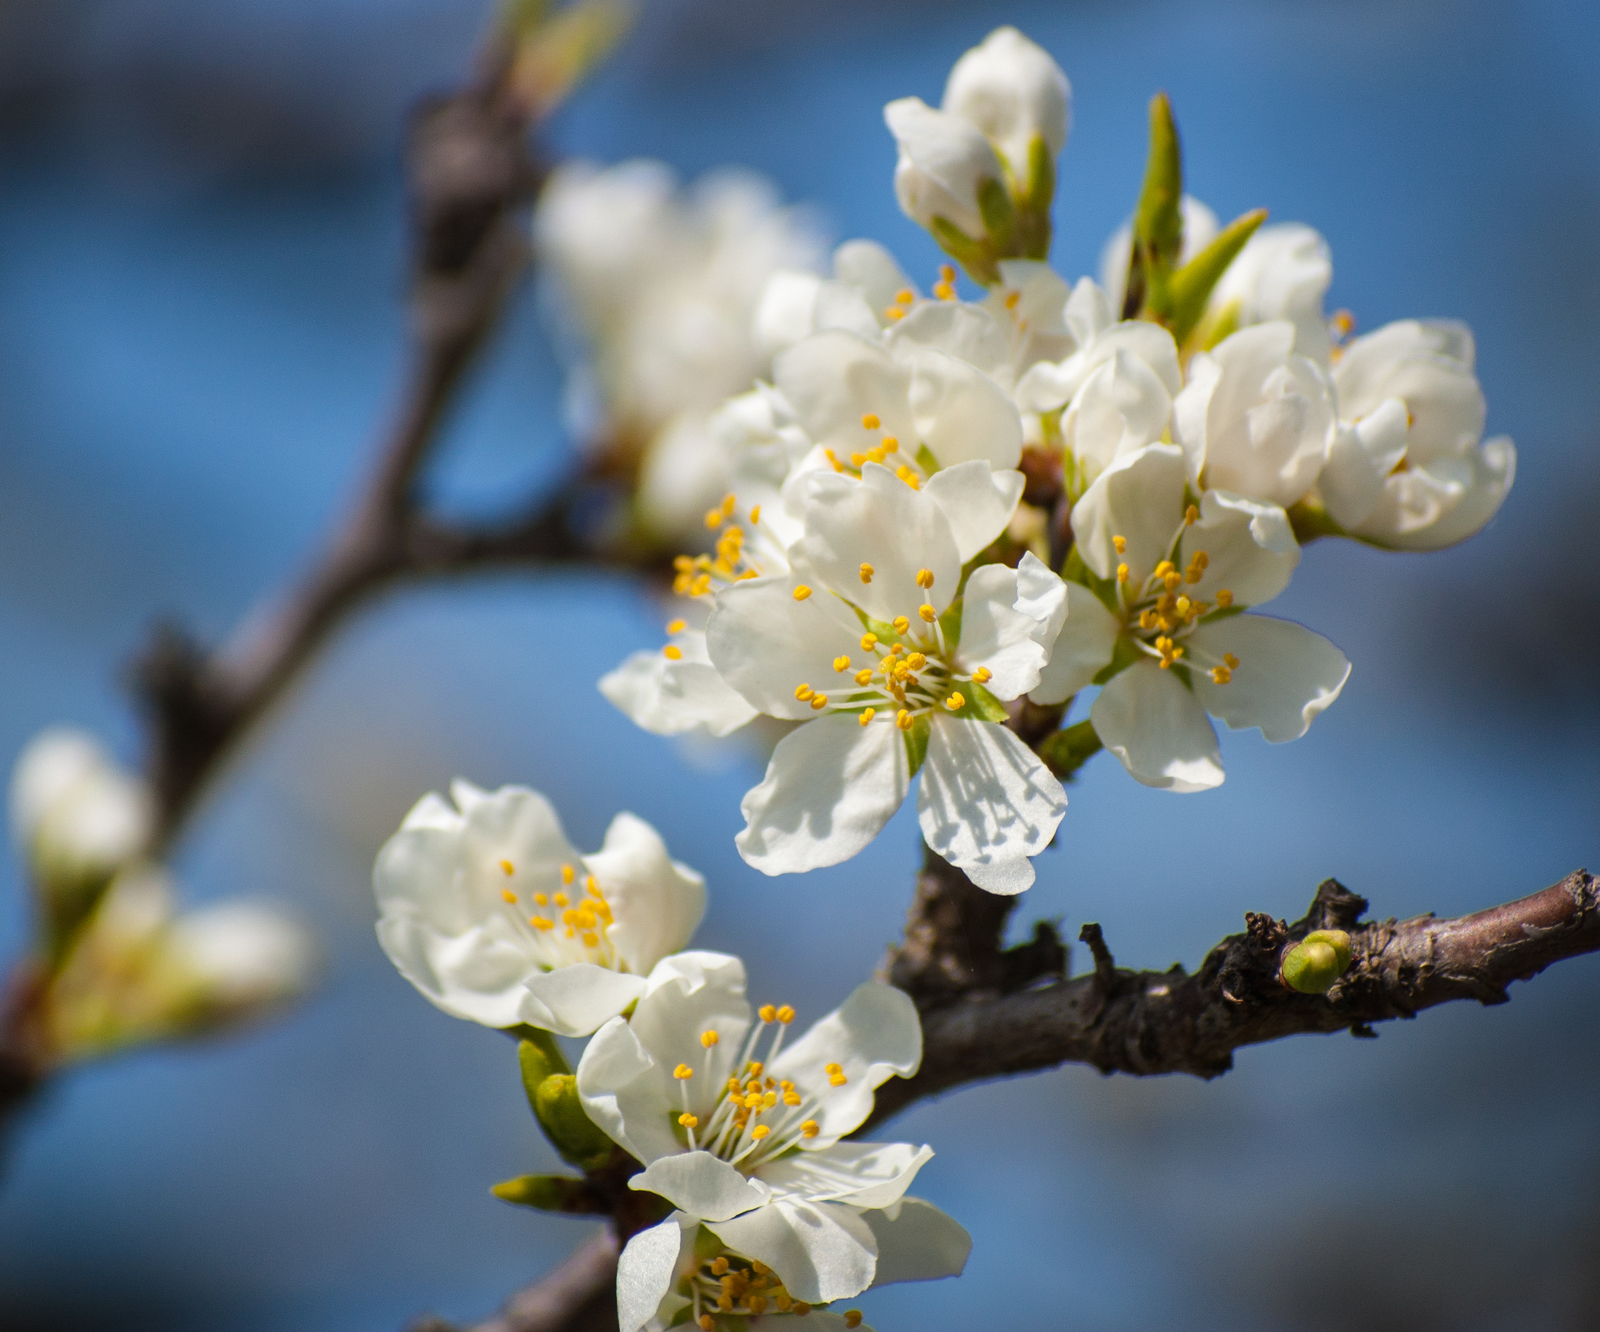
[1280,929,1353,994]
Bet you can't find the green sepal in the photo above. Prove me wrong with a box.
[976,176,1018,257]
[1126,92,1184,321]
[904,715,931,778]
[914,443,940,475]
[491,1173,600,1213]
[1195,298,1241,351]
[938,598,963,648]
[1017,133,1055,260]
[515,1031,570,1109]
[1280,929,1353,995]
[1168,209,1268,346]
[929,216,1000,285]
[1061,547,1121,618]
[534,1073,616,1171]
[947,680,1008,723]
[1197,603,1247,626]
[1286,500,1347,545]
[1091,634,1144,687]
[1037,720,1104,782]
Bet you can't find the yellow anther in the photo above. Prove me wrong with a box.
[793,585,812,601]
[1185,504,1199,525]
[666,619,686,636]
[718,1294,733,1312]
[748,504,762,525]
[1112,534,1127,555]
[855,669,874,686]
[674,1064,694,1080]
[752,1006,774,1025]
[783,1091,802,1106]
[972,667,992,684]
[829,1070,848,1085]
[701,1030,720,1048]
[859,709,876,726]
[944,693,966,711]
[1332,308,1356,337]
[866,446,886,464]
[824,1063,841,1075]
[1210,666,1232,684]
[918,604,937,623]
[795,684,814,701]
[850,451,867,466]
[1164,571,1182,592]
[533,892,548,906]
[810,693,829,709]
[940,263,956,282]
[881,436,899,453]
[748,1296,768,1315]
[886,640,904,656]
[562,864,575,885]
[698,1316,714,1331]
[1139,609,1158,631]
[833,655,851,672]
[1175,596,1191,615]
[529,916,553,930]
[1225,653,1240,669]
[1004,290,1021,309]
[775,1006,795,1024]
[706,508,727,530]
[743,1092,763,1109]
[1117,562,1129,583]
[582,931,599,947]
[895,464,920,489]
[748,1062,764,1078]
[800,1121,819,1139]
[1153,560,1175,578]
[722,492,737,515]
[934,281,955,300]
[902,653,925,671]
[859,633,878,653]
[915,567,934,589]
[844,1313,863,1329]
[673,554,694,571]
[895,288,915,306]
[896,709,913,730]
[884,305,905,321]
[710,1257,729,1276]
[751,1124,772,1141]
[861,413,880,430]
[663,644,683,660]
[553,892,569,907]
[501,889,517,904]
[1215,589,1234,607]
[892,616,910,633]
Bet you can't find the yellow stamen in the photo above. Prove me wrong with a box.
[850,452,867,466]
[553,892,569,907]
[751,1125,771,1140]
[561,865,575,886]
[810,693,828,709]
[844,1313,863,1329]
[859,562,874,583]
[749,504,761,524]
[918,604,937,623]
[663,644,683,660]
[1117,562,1129,583]
[896,288,915,306]
[1225,653,1240,668]
[944,693,965,711]
[711,1257,729,1276]
[795,684,814,701]
[855,668,874,686]
[666,618,686,635]
[972,667,992,684]
[1215,589,1234,607]
[860,632,878,651]
[1112,534,1127,555]
[1210,666,1232,684]
[674,1064,694,1080]
[881,436,899,453]
[776,1006,795,1023]
[1185,504,1199,525]
[699,1316,714,1331]
[833,655,851,672]
[701,1030,720,1048]
[1004,290,1021,309]
[884,306,905,321]
[915,567,934,589]
[895,464,920,489]
[861,413,880,430]
[501,889,517,904]
[799,1121,819,1139]
[792,585,812,601]
[893,616,910,633]
[859,709,876,726]
[534,892,548,906]
[529,916,553,930]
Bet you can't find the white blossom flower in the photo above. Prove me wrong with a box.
[534,160,825,540]
[754,241,921,358]
[1317,319,1515,550]
[1034,443,1350,791]
[577,953,969,1328]
[883,96,1004,240]
[166,901,318,1023]
[10,727,153,890]
[374,781,705,1036]
[1207,223,1334,362]
[1173,321,1337,509]
[705,464,1066,893]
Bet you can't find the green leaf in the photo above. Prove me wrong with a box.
[904,715,931,777]
[1168,209,1268,346]
[1126,92,1184,321]
[1037,720,1104,782]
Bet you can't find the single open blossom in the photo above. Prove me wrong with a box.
[1207,222,1334,362]
[1033,443,1350,791]
[1317,319,1515,550]
[577,953,969,1329]
[705,463,1067,892]
[1174,321,1336,509]
[374,782,705,1036]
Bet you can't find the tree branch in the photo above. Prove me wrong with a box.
[863,868,1600,1130]
[410,1231,619,1332]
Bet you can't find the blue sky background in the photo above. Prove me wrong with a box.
[0,0,1598,1327]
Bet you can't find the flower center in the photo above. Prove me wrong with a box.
[495,860,619,970]
[788,570,990,730]
[670,1003,852,1174]
[1112,510,1242,685]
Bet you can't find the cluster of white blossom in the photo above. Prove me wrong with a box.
[370,24,1516,1328]
[594,24,1512,893]
[374,783,967,1330]
[7,728,315,1060]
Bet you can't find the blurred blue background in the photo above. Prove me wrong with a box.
[0,0,1598,1327]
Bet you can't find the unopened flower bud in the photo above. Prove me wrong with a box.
[533,1072,615,1171]
[162,901,317,1030]
[942,26,1070,180]
[489,1173,594,1213]
[10,728,153,948]
[1280,929,1353,994]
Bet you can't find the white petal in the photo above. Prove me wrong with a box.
[1179,490,1300,610]
[905,346,1024,470]
[1190,615,1350,742]
[1090,660,1223,792]
[1061,348,1173,482]
[1013,550,1068,645]
[754,270,824,357]
[708,1198,879,1305]
[586,812,707,976]
[1209,223,1333,363]
[1392,435,1514,550]
[599,637,760,739]
[521,964,648,1037]
[1014,320,1181,413]
[886,301,1012,380]
[953,563,1047,700]
[1069,442,1188,585]
[883,97,1001,238]
[1333,320,1485,466]
[860,1197,972,1286]
[755,1141,933,1211]
[917,717,1067,895]
[923,463,1025,564]
[1030,582,1122,705]
[774,330,916,460]
[833,238,916,317]
[796,463,963,622]
[1319,399,1408,530]
[767,982,923,1146]
[575,1015,659,1162]
[617,1216,692,1332]
[706,573,869,720]
[630,1151,773,1223]
[942,25,1071,171]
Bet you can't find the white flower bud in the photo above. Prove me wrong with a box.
[165,902,317,1020]
[942,26,1071,177]
[883,97,1002,240]
[1209,223,1333,362]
